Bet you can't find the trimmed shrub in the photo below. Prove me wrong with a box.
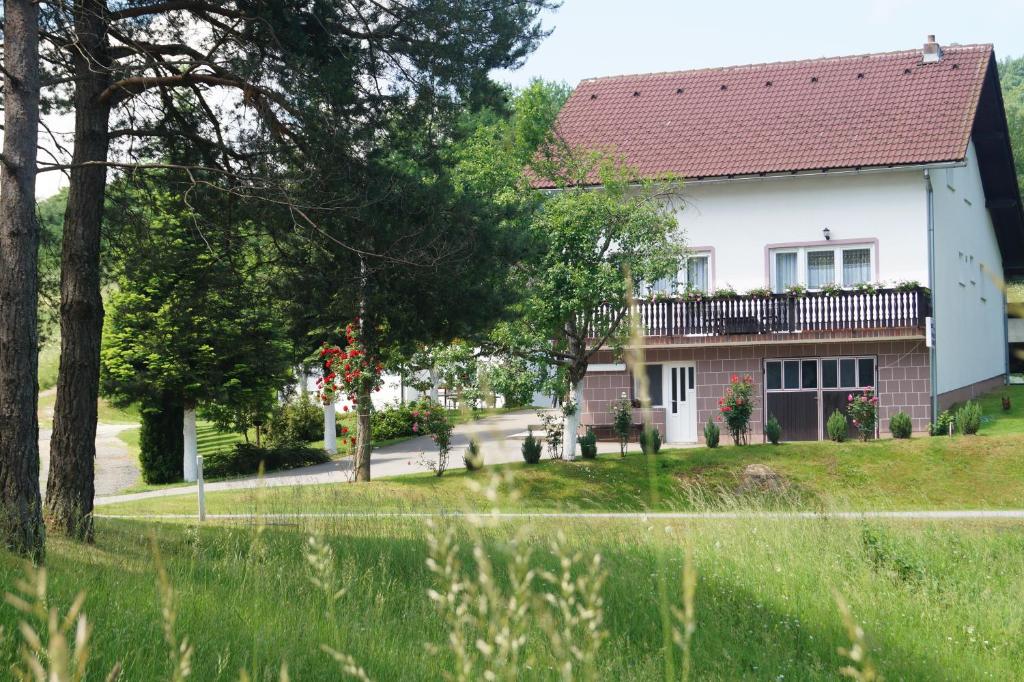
[827,409,848,442]
[203,443,329,479]
[138,394,184,484]
[522,428,542,464]
[266,394,322,446]
[639,427,662,455]
[703,417,720,449]
[889,411,913,439]
[579,428,598,459]
[956,401,982,435]
[764,415,782,445]
[371,402,416,441]
[930,410,954,437]
[463,438,483,471]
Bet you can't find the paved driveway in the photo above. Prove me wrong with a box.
[39,423,141,497]
[95,410,627,507]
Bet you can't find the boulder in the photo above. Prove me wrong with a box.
[737,463,787,493]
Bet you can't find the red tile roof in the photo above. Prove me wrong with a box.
[539,44,993,187]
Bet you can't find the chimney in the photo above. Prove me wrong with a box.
[922,34,943,63]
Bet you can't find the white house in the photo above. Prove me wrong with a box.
[544,37,1023,442]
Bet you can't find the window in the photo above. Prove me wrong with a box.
[807,250,835,289]
[632,364,663,406]
[822,359,838,388]
[774,252,798,293]
[766,357,875,391]
[801,360,818,389]
[842,248,872,287]
[840,358,856,387]
[685,254,710,293]
[769,242,875,291]
[857,358,874,387]
[641,252,712,295]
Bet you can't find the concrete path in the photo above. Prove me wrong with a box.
[95,410,635,507]
[39,419,141,497]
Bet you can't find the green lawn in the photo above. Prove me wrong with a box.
[0,516,1020,680]
[7,391,1024,680]
[102,385,1024,517]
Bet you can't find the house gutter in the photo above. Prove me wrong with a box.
[539,160,968,194]
[925,169,940,422]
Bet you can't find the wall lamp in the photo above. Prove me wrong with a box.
[822,227,832,241]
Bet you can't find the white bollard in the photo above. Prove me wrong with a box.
[196,455,206,522]
[324,402,338,454]
[183,407,198,482]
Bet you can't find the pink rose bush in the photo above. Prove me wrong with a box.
[847,386,879,441]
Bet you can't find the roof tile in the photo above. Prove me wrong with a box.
[539,45,991,187]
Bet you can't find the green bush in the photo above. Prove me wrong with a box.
[203,443,329,479]
[138,396,184,484]
[463,438,483,471]
[827,409,848,442]
[579,428,598,459]
[371,402,416,441]
[956,401,982,435]
[522,428,543,464]
[266,394,323,446]
[889,411,913,439]
[703,417,720,448]
[764,415,782,445]
[930,410,954,437]
[639,427,662,455]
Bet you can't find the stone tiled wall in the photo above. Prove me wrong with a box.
[581,339,933,440]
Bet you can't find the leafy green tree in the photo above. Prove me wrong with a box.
[999,56,1024,198]
[491,158,685,458]
[100,181,293,483]
[480,355,540,408]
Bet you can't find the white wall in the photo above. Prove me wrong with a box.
[932,141,1008,394]
[671,170,929,292]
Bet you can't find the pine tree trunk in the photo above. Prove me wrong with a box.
[45,0,112,541]
[0,0,45,561]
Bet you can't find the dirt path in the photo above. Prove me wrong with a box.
[37,389,141,496]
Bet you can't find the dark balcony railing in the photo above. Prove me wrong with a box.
[601,287,931,338]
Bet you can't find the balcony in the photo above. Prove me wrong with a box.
[607,287,931,339]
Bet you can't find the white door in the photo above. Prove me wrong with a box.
[664,363,697,443]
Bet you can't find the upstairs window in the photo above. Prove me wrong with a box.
[640,251,713,295]
[684,253,711,293]
[769,242,875,292]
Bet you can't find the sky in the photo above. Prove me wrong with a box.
[494,0,1024,88]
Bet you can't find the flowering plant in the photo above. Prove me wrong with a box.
[317,318,384,451]
[411,398,454,476]
[847,386,879,441]
[719,374,754,445]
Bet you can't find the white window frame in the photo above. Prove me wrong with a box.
[768,242,876,292]
[680,251,713,294]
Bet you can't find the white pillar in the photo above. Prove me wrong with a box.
[564,380,583,461]
[183,407,198,482]
[324,402,337,454]
[429,369,439,403]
